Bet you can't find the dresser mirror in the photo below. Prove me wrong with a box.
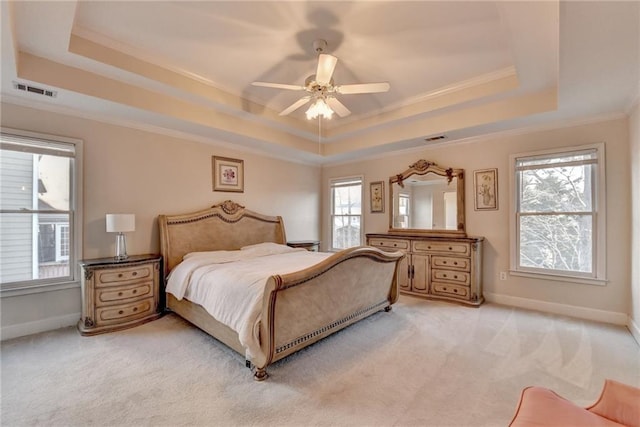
[389,159,466,236]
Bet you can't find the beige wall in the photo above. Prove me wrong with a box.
[322,117,631,318]
[1,102,321,337]
[630,103,640,342]
[1,101,634,337]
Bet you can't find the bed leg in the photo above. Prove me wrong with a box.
[253,367,268,381]
[384,305,392,312]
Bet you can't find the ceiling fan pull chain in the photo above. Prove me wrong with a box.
[318,116,322,153]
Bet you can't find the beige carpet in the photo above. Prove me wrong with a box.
[2,295,639,426]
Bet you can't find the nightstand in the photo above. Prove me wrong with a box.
[287,240,320,252]
[77,254,162,336]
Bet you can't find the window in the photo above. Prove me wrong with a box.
[0,128,82,292]
[330,176,363,250]
[510,143,606,283]
[396,193,410,229]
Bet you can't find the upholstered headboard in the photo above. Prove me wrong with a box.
[158,200,287,278]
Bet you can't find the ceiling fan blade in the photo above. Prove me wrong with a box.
[336,82,390,94]
[279,96,311,116]
[315,54,338,85]
[252,82,305,91]
[325,97,351,118]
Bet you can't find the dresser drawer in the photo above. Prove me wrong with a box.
[96,265,153,286]
[96,282,153,306]
[413,241,470,256]
[431,283,469,298]
[96,297,155,325]
[431,256,469,271]
[368,238,410,251]
[432,269,470,285]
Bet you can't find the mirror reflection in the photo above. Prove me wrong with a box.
[388,159,466,235]
[392,176,458,230]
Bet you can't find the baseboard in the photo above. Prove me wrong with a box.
[484,292,628,326]
[628,315,640,346]
[1,312,79,341]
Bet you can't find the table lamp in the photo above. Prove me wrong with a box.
[106,214,135,260]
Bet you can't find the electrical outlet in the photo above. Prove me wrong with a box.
[500,272,507,281]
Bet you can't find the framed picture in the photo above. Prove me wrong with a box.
[370,181,385,213]
[212,156,244,193]
[474,168,498,210]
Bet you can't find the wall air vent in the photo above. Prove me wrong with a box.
[13,81,57,98]
[424,135,446,142]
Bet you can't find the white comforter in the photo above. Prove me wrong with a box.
[166,243,331,360]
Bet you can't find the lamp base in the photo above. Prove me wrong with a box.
[114,233,128,260]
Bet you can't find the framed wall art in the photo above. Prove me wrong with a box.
[474,168,498,211]
[370,181,385,213]
[212,156,244,193]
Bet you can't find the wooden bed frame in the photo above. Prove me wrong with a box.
[158,200,404,380]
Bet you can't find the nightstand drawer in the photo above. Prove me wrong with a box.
[431,256,469,271]
[432,269,470,285]
[96,297,155,324]
[368,238,410,251]
[96,282,153,306]
[97,265,152,286]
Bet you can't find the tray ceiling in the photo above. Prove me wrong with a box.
[1,1,638,164]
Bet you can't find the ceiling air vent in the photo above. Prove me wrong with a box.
[13,81,57,98]
[424,135,446,142]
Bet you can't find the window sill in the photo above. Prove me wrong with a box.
[0,280,80,298]
[509,270,607,286]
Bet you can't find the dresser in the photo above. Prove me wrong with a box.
[367,233,484,306]
[77,254,162,335]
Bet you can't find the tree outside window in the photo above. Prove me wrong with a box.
[512,144,605,282]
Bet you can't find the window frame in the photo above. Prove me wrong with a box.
[329,175,364,252]
[509,142,607,285]
[0,128,83,296]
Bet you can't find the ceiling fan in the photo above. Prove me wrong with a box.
[251,39,390,120]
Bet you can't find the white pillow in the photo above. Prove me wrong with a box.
[240,242,299,256]
[183,250,232,260]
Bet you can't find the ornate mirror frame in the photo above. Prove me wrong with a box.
[389,159,466,237]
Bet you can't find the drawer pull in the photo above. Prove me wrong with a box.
[132,272,137,276]
[443,287,447,291]
[453,289,458,293]
[448,247,453,250]
[443,261,447,265]
[393,243,397,247]
[118,310,124,315]
[118,273,123,278]
[454,275,458,279]
[427,246,432,249]
[454,262,458,265]
[118,292,123,296]
[132,289,137,294]
[443,274,447,278]
[133,307,138,312]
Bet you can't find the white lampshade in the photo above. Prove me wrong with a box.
[106,214,135,233]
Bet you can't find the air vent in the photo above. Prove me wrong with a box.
[13,81,57,98]
[424,135,446,142]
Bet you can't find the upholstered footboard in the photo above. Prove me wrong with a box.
[251,246,404,380]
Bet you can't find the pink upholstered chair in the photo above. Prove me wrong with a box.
[509,379,640,427]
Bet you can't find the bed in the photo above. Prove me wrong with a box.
[158,200,404,380]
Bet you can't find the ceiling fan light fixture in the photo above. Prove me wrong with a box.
[305,98,333,120]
